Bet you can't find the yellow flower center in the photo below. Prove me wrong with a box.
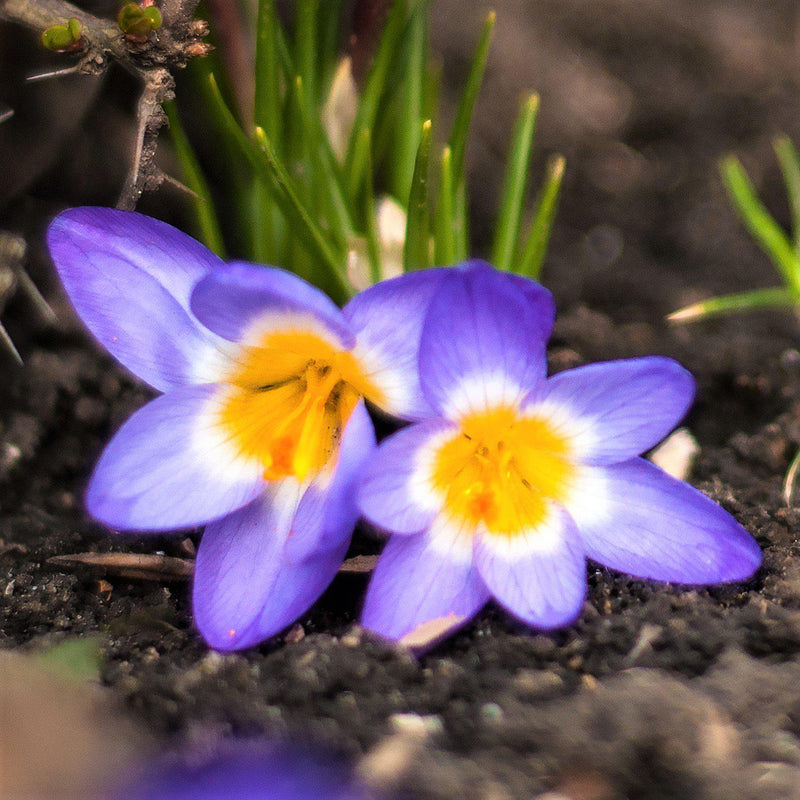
[219,328,383,482]
[431,407,575,537]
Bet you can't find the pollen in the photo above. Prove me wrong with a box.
[431,407,575,537]
[218,328,382,482]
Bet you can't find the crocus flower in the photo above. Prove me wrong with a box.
[358,262,762,642]
[47,207,443,650]
[121,742,372,800]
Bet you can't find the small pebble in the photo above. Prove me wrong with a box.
[480,702,504,724]
[285,624,305,644]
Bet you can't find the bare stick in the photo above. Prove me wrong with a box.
[0,0,209,209]
[49,551,378,582]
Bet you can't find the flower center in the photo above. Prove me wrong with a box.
[430,407,575,536]
[219,328,381,482]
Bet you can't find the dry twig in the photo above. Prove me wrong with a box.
[48,552,194,581]
[48,551,379,582]
[0,0,210,209]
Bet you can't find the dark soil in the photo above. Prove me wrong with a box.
[3,1,800,798]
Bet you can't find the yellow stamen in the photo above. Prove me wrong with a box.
[431,407,575,538]
[219,328,383,482]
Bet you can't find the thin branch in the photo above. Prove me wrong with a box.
[0,0,209,209]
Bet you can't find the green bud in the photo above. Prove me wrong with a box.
[117,3,162,40]
[142,6,162,28]
[41,18,82,52]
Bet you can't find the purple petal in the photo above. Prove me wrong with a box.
[502,269,557,336]
[566,458,762,584]
[474,504,587,629]
[47,207,227,391]
[194,405,374,651]
[418,263,555,419]
[342,269,446,420]
[86,384,265,531]
[525,357,695,464]
[358,419,457,535]
[361,531,490,643]
[125,742,370,800]
[190,261,354,347]
[192,488,337,651]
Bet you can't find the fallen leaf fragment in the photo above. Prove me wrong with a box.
[322,56,358,161]
[398,613,466,649]
[49,552,378,584]
[648,427,699,481]
[338,555,379,574]
[48,552,193,582]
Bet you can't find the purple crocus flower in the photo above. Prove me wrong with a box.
[121,742,372,800]
[47,207,443,650]
[358,262,762,642]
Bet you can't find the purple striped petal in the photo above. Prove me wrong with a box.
[566,458,762,584]
[342,269,446,420]
[47,208,227,391]
[503,270,557,336]
[418,263,555,420]
[358,419,456,535]
[193,404,374,651]
[190,261,354,348]
[525,357,695,465]
[86,384,265,531]
[474,504,587,629]
[125,743,370,800]
[361,531,490,643]
[192,486,337,651]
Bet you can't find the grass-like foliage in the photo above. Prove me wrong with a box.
[168,1,564,305]
[670,136,800,323]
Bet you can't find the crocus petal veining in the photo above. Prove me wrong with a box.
[359,262,762,644]
[47,207,439,650]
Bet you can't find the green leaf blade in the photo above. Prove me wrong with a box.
[292,76,354,249]
[492,93,539,270]
[518,154,565,279]
[435,145,455,265]
[404,119,433,271]
[295,0,318,112]
[164,101,226,257]
[206,75,351,301]
[345,0,409,188]
[773,135,800,252]
[254,0,281,141]
[448,11,495,185]
[668,286,796,323]
[721,155,800,296]
[392,3,428,200]
[361,129,383,286]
